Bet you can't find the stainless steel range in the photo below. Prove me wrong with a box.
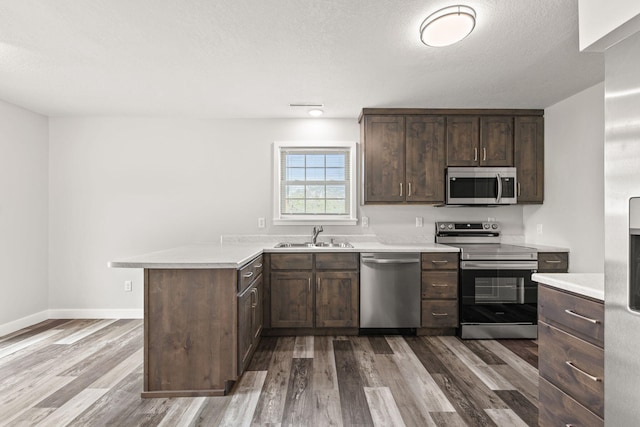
[435,221,538,339]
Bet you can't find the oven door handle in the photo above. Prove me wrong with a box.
[461,261,538,270]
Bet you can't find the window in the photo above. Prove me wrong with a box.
[273,141,357,225]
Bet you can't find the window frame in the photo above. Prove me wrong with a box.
[272,141,358,225]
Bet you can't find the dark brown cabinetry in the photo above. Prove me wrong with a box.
[360,109,543,205]
[537,252,569,273]
[538,285,604,426]
[419,252,459,333]
[362,114,445,203]
[143,253,264,398]
[268,252,359,333]
[515,116,544,203]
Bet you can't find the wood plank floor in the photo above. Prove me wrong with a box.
[0,319,539,426]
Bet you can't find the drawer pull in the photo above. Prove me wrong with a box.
[544,259,562,264]
[432,283,449,287]
[565,361,601,382]
[243,271,254,278]
[431,260,449,264]
[254,263,263,268]
[432,313,449,316]
[564,309,600,324]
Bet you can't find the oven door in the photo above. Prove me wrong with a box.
[459,262,537,326]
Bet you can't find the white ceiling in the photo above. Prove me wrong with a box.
[0,0,603,118]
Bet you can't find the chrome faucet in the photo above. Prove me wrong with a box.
[311,225,324,244]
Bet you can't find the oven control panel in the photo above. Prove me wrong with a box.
[436,221,500,234]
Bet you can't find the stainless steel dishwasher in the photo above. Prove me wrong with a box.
[360,253,421,329]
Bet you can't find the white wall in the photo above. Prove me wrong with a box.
[0,100,49,333]
[523,82,604,272]
[579,0,640,51]
[48,117,525,313]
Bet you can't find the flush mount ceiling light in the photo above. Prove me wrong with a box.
[419,5,476,47]
[289,103,325,117]
[308,109,324,117]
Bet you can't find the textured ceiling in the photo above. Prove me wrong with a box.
[0,0,603,118]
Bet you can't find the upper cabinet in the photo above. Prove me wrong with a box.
[360,109,543,205]
[447,116,514,166]
[362,114,445,204]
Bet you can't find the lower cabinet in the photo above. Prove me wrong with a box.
[420,252,459,332]
[238,273,263,375]
[538,284,604,426]
[268,252,359,333]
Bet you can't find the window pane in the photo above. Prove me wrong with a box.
[326,185,345,199]
[286,185,305,198]
[306,155,325,167]
[285,199,305,213]
[286,167,305,181]
[286,154,305,167]
[326,199,346,214]
[326,167,345,181]
[306,199,325,213]
[326,154,345,168]
[306,168,325,180]
[306,185,325,199]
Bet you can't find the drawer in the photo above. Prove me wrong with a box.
[421,271,458,299]
[538,321,604,418]
[270,253,313,270]
[537,252,569,272]
[538,378,603,427]
[538,285,604,347]
[421,300,458,328]
[315,252,358,270]
[421,253,458,270]
[238,255,263,293]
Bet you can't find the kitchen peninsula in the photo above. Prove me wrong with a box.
[109,240,458,397]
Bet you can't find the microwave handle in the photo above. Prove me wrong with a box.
[496,173,503,203]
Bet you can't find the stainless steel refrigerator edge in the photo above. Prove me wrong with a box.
[605,30,640,424]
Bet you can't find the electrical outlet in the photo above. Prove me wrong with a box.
[416,217,423,227]
[124,280,132,292]
[488,217,496,222]
[362,216,369,228]
[537,224,543,234]
[257,217,265,228]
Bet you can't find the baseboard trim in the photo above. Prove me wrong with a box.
[0,310,50,337]
[48,309,144,319]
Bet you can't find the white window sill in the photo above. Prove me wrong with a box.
[273,218,358,226]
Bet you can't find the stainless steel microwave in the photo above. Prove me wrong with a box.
[446,167,517,205]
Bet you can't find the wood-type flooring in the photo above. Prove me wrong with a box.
[0,319,539,426]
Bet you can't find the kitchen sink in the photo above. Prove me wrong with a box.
[274,241,354,248]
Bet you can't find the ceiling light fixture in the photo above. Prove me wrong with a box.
[419,5,476,47]
[308,109,324,117]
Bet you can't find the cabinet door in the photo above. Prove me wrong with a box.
[271,271,313,328]
[446,116,479,166]
[238,283,254,374]
[480,116,514,166]
[406,116,446,203]
[315,271,359,327]
[252,275,263,342]
[514,116,544,203]
[363,115,406,202]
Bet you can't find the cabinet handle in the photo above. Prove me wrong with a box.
[251,288,258,308]
[431,260,449,264]
[517,182,521,196]
[565,361,601,382]
[308,278,311,293]
[473,147,478,162]
[254,263,263,269]
[483,147,487,161]
[432,313,449,316]
[316,277,320,290]
[545,260,562,264]
[400,182,403,197]
[564,309,600,324]
[408,182,412,197]
[431,283,449,287]
[243,271,254,278]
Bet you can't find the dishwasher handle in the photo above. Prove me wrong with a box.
[361,257,420,265]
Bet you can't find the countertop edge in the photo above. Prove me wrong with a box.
[532,273,604,302]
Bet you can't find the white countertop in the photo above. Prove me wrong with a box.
[109,242,459,269]
[523,243,570,252]
[532,273,604,301]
